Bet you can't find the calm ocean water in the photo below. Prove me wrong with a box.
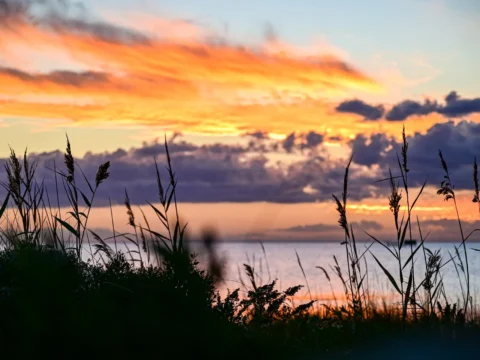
[93,241,480,306]
[206,241,480,305]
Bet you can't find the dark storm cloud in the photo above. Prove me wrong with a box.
[349,120,480,191]
[0,138,360,206]
[280,220,382,233]
[0,66,109,87]
[336,99,385,120]
[45,14,150,45]
[281,223,340,233]
[354,220,383,231]
[283,154,378,201]
[438,91,480,118]
[303,131,324,149]
[385,99,439,121]
[420,218,480,228]
[350,133,395,167]
[337,91,480,122]
[0,0,29,23]
[130,141,198,159]
[0,0,150,45]
[384,92,480,121]
[244,131,269,140]
[419,219,480,242]
[244,131,326,153]
[8,120,480,206]
[272,131,326,153]
[282,132,296,153]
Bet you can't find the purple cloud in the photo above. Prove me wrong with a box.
[336,99,385,120]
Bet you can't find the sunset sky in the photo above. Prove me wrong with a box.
[1,0,480,242]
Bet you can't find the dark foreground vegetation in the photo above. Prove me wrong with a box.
[1,128,480,359]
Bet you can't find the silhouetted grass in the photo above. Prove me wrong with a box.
[1,130,480,359]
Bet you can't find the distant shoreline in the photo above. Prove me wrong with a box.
[102,239,480,244]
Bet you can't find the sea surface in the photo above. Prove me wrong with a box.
[208,241,480,305]
[96,241,480,307]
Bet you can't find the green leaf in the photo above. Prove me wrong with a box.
[89,230,104,243]
[55,217,79,238]
[179,222,188,249]
[0,193,10,219]
[399,217,410,250]
[90,230,113,259]
[78,166,94,194]
[410,177,428,210]
[358,273,367,289]
[431,281,443,303]
[68,211,80,222]
[80,191,91,208]
[165,182,176,212]
[173,220,180,250]
[403,268,414,317]
[363,230,398,259]
[147,202,168,229]
[123,235,139,247]
[140,227,171,252]
[371,252,402,294]
[148,202,167,221]
[402,240,424,270]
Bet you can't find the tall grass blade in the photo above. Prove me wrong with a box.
[370,252,402,294]
[0,193,10,219]
[55,216,79,238]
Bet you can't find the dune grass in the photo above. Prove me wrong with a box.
[328,126,480,326]
[1,129,480,358]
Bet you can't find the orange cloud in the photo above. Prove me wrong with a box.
[2,7,472,141]
[0,12,384,136]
